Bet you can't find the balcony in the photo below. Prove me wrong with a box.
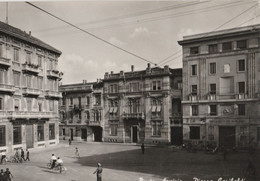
[22,63,40,74]
[188,95,199,101]
[0,84,15,94]
[109,114,119,120]
[236,93,247,100]
[8,111,56,120]
[45,90,62,99]
[22,87,41,96]
[171,112,182,117]
[0,57,11,68]
[87,121,101,126]
[207,94,216,101]
[82,105,90,109]
[170,118,182,125]
[47,70,62,80]
[122,112,145,120]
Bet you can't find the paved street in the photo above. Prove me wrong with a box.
[0,141,259,181]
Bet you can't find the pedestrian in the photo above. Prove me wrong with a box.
[93,163,102,181]
[21,149,25,161]
[14,149,20,162]
[0,169,4,181]
[141,143,145,154]
[75,147,80,158]
[69,139,71,145]
[4,168,13,181]
[25,149,30,161]
[1,151,6,164]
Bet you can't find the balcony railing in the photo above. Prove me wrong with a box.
[47,70,61,79]
[87,121,101,126]
[236,93,247,100]
[0,57,11,68]
[171,112,182,117]
[122,112,145,120]
[22,87,41,96]
[169,117,182,125]
[0,84,15,94]
[188,95,199,101]
[109,115,119,120]
[207,94,216,101]
[8,111,57,119]
[45,90,62,98]
[22,63,40,74]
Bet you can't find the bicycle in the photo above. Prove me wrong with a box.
[53,165,67,174]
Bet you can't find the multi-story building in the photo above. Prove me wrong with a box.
[59,80,103,142]
[103,64,182,145]
[178,24,260,149]
[0,21,62,152]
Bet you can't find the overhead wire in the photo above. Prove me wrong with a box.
[25,1,156,65]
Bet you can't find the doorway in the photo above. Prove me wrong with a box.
[132,126,138,143]
[70,128,73,141]
[26,125,34,148]
[81,128,87,141]
[219,126,236,149]
[171,127,183,146]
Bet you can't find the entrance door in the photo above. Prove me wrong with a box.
[219,126,236,149]
[26,125,34,148]
[70,129,73,140]
[171,127,183,146]
[132,126,138,143]
[81,128,87,141]
[92,127,102,142]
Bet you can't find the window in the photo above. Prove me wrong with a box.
[38,56,42,67]
[224,64,230,73]
[27,75,32,88]
[0,68,6,84]
[48,59,53,70]
[190,126,200,139]
[191,85,197,95]
[129,99,140,113]
[152,81,161,90]
[191,64,197,76]
[238,104,245,115]
[38,77,43,89]
[190,47,199,55]
[191,105,198,116]
[209,44,218,53]
[0,44,2,57]
[86,111,90,120]
[0,126,5,146]
[94,94,101,106]
[27,99,32,112]
[86,96,90,105]
[14,48,19,62]
[37,124,44,141]
[237,40,247,49]
[109,84,118,93]
[209,63,216,74]
[13,71,20,87]
[238,59,245,71]
[0,98,3,110]
[70,97,73,105]
[130,82,139,92]
[26,52,32,64]
[14,99,19,112]
[209,105,217,115]
[209,84,216,94]
[49,124,55,140]
[222,42,232,51]
[78,97,81,107]
[257,127,260,141]
[238,82,245,94]
[49,100,54,112]
[38,103,42,112]
[109,123,118,136]
[152,121,162,136]
[13,125,22,145]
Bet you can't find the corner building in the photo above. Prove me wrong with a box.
[103,65,182,145]
[59,80,104,142]
[0,21,62,152]
[178,24,260,149]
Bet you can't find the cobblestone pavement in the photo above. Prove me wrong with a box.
[0,141,259,181]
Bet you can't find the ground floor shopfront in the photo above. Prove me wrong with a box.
[0,118,59,153]
[183,117,260,149]
[59,125,103,142]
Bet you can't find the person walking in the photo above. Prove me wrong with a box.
[93,163,102,181]
[1,152,6,164]
[75,147,80,158]
[25,149,30,161]
[69,139,71,145]
[21,149,25,161]
[4,168,13,181]
[0,169,4,181]
[141,143,145,154]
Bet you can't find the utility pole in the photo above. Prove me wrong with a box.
[6,2,8,24]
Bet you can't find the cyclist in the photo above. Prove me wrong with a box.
[56,157,63,172]
[50,154,57,169]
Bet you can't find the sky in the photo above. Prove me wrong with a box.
[0,0,259,84]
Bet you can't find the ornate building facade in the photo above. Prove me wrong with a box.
[178,24,260,149]
[0,21,62,152]
[59,80,103,142]
[103,64,182,145]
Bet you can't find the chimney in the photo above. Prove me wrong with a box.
[120,70,124,77]
[83,80,87,84]
[147,63,150,68]
[146,63,151,74]
[104,72,109,79]
[131,65,134,72]
[110,71,114,74]
[29,31,31,36]
[164,65,169,72]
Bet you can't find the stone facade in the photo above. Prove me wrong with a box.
[59,81,104,142]
[178,24,260,149]
[103,64,182,145]
[0,21,62,153]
